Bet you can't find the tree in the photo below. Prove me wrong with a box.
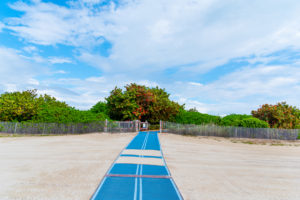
[145,86,182,123]
[0,90,40,121]
[251,102,300,129]
[90,101,109,115]
[33,94,108,123]
[106,83,182,123]
[0,90,108,123]
[188,107,198,112]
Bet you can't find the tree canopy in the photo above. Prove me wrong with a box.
[0,87,299,130]
[106,83,182,123]
[251,102,300,129]
[0,90,107,123]
[0,90,40,122]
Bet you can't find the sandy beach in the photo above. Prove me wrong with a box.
[1,133,300,200]
[160,133,300,200]
[0,133,135,200]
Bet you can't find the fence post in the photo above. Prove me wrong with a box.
[42,124,46,135]
[135,120,139,132]
[14,122,18,134]
[104,119,108,132]
[160,120,162,133]
[235,128,237,138]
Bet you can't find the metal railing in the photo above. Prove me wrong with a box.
[161,121,299,140]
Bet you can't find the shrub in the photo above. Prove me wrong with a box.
[221,114,252,126]
[174,109,221,125]
[90,101,109,115]
[221,114,269,128]
[149,124,160,130]
[32,107,108,123]
[238,118,269,128]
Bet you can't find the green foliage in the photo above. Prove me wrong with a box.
[174,109,221,125]
[239,118,269,128]
[251,102,300,129]
[32,95,108,123]
[149,124,160,130]
[221,114,269,128]
[221,114,253,126]
[90,101,109,115]
[33,107,107,123]
[145,86,182,123]
[106,83,182,123]
[0,90,109,123]
[0,90,40,122]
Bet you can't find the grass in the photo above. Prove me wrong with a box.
[228,138,300,146]
[242,141,255,145]
[270,143,285,146]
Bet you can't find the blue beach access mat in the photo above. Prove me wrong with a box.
[90,131,183,200]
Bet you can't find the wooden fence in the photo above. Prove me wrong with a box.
[0,120,140,134]
[161,121,299,140]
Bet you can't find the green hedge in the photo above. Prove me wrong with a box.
[238,118,269,128]
[174,110,221,125]
[221,114,269,128]
[32,108,108,123]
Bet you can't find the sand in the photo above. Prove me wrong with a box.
[1,132,300,200]
[159,133,300,200]
[0,133,135,200]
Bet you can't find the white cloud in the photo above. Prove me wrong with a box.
[4,84,18,92]
[4,0,300,73]
[54,70,67,74]
[20,54,73,65]
[5,1,109,47]
[77,51,110,71]
[86,76,106,83]
[35,75,160,110]
[48,57,72,64]
[177,98,209,113]
[80,0,106,4]
[1,0,300,114]
[28,78,39,85]
[0,22,4,32]
[188,82,203,87]
[168,64,300,114]
[0,47,44,87]
[23,45,38,53]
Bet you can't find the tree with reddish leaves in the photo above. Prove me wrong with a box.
[251,102,300,129]
[106,83,182,123]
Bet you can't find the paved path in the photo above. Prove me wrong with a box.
[91,131,183,200]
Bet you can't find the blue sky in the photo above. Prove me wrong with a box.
[0,0,299,115]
